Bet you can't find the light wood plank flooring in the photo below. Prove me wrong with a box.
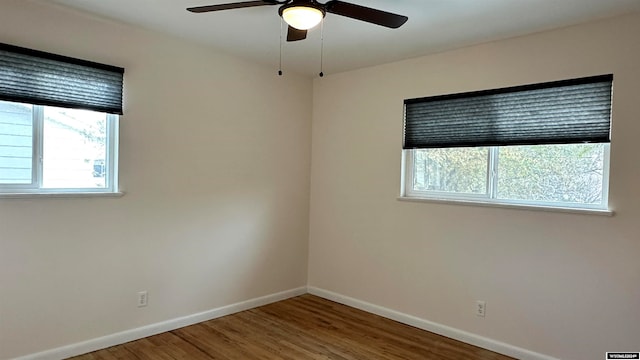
[69,294,514,360]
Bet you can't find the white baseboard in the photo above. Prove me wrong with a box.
[12,286,559,360]
[307,286,560,360]
[13,287,307,360]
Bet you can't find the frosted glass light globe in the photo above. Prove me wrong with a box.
[282,6,324,30]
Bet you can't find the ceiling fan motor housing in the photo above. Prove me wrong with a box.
[278,0,327,17]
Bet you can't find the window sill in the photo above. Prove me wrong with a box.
[397,196,614,216]
[0,191,125,199]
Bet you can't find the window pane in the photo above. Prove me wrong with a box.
[42,106,107,189]
[0,100,33,184]
[413,148,488,194]
[497,144,605,205]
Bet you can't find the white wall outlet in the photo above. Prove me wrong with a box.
[476,300,486,317]
[137,291,148,307]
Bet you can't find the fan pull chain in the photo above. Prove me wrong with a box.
[278,18,283,76]
[319,17,325,78]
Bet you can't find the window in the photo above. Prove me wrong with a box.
[401,75,612,211]
[0,100,118,192]
[0,43,123,194]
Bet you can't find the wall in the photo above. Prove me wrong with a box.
[308,12,640,360]
[0,1,312,359]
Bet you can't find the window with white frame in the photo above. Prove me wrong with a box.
[401,75,612,211]
[0,43,123,194]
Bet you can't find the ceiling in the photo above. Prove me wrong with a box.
[42,0,640,77]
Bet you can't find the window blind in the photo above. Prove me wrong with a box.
[0,43,124,115]
[403,75,613,149]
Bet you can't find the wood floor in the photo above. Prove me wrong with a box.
[69,295,514,360]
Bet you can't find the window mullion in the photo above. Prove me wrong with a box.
[106,114,118,192]
[34,105,44,188]
[601,144,611,207]
[488,147,499,199]
[403,149,415,196]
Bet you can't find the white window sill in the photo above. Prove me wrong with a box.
[397,196,614,216]
[0,191,125,199]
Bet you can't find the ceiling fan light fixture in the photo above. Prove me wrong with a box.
[282,6,324,30]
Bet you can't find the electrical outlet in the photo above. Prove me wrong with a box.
[137,291,148,307]
[476,300,486,317]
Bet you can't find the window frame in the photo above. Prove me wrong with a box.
[401,144,611,212]
[0,103,119,195]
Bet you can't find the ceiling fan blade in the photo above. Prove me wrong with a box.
[187,1,278,13]
[287,26,307,41]
[325,0,407,28]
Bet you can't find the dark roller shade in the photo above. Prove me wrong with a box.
[403,75,612,149]
[0,43,124,115]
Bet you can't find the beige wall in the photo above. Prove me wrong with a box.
[0,1,312,359]
[308,13,640,360]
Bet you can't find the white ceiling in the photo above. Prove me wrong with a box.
[43,0,640,77]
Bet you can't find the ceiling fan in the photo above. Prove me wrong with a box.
[187,0,408,42]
